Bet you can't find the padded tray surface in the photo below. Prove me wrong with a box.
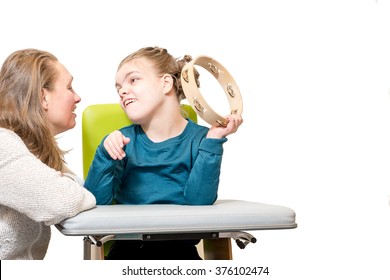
[56,200,297,236]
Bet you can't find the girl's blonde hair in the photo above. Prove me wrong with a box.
[118,46,199,102]
[0,48,66,171]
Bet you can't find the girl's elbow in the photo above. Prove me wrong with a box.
[186,195,217,206]
[95,194,113,205]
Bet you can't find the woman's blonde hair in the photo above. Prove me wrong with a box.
[0,48,66,171]
[118,46,199,102]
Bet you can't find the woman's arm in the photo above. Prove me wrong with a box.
[0,131,96,225]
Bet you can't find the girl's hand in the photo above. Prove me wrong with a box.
[206,114,243,139]
[103,130,130,160]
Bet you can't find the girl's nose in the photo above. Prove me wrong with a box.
[74,91,81,103]
[119,85,132,98]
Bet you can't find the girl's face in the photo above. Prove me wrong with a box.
[42,61,81,135]
[115,58,168,124]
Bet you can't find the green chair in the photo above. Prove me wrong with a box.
[82,103,197,179]
[81,103,234,259]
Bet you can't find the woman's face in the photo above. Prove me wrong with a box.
[42,61,81,135]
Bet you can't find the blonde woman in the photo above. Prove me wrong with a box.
[0,49,96,260]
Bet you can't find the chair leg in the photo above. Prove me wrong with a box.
[90,244,105,260]
[83,237,105,260]
[202,238,232,260]
[83,238,91,260]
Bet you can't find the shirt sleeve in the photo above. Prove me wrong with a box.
[183,137,227,205]
[84,143,124,205]
[0,132,96,226]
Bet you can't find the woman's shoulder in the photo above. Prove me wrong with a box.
[0,128,26,147]
[0,127,20,137]
[0,128,30,160]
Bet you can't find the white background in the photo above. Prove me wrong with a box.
[2,0,390,279]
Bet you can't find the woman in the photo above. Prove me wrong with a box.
[0,49,96,260]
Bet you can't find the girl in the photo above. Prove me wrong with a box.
[85,47,242,259]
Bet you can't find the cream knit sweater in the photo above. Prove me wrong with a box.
[0,128,96,260]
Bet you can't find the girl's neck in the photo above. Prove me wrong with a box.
[141,105,188,143]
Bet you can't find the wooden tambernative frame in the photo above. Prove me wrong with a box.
[181,56,243,127]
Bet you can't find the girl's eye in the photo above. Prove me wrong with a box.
[129,77,139,84]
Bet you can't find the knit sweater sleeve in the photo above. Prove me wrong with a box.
[0,129,96,225]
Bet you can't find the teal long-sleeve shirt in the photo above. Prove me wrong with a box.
[84,119,227,206]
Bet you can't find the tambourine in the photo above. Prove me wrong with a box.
[181,55,243,127]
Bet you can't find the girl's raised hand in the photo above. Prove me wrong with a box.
[206,114,243,139]
[103,130,130,160]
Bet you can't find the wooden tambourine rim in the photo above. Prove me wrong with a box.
[180,55,243,127]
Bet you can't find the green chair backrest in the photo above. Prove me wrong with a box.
[82,103,197,179]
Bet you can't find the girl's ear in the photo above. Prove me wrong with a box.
[161,74,174,95]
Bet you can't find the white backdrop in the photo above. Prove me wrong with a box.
[2,0,390,279]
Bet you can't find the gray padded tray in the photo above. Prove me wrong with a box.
[56,200,297,236]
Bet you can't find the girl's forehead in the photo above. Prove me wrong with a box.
[118,58,144,73]
[117,58,156,77]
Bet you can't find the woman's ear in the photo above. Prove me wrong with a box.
[161,74,174,95]
[41,88,49,110]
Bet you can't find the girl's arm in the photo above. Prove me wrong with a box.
[84,132,126,205]
[183,115,242,205]
[183,137,227,205]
